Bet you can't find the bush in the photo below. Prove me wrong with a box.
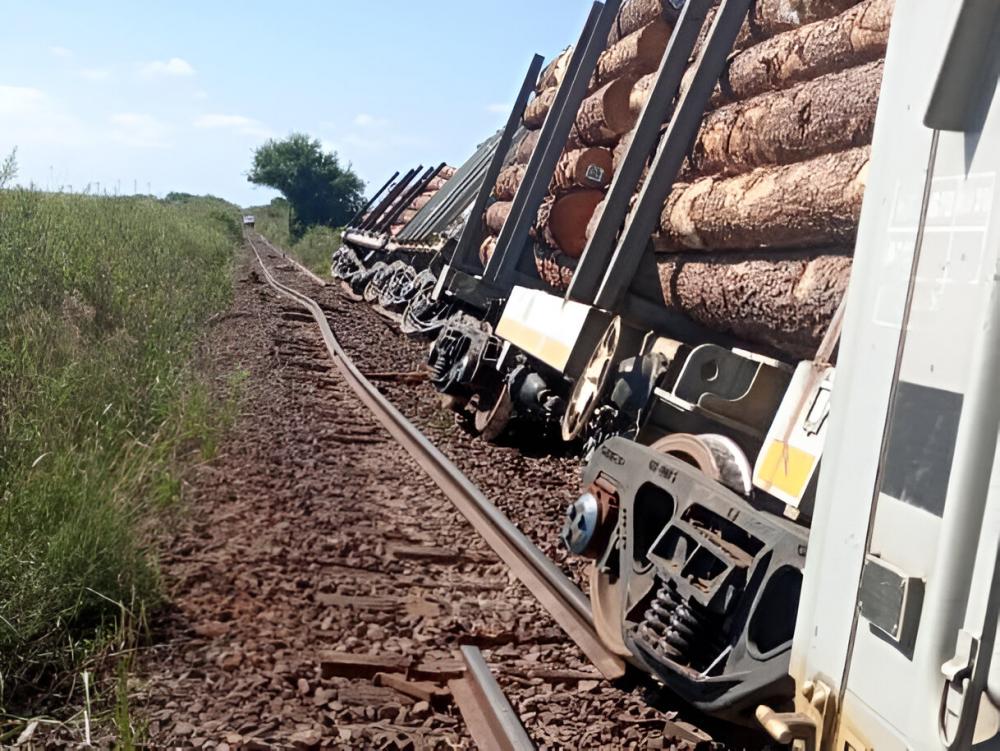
[0,190,240,710]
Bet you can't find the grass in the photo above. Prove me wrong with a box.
[248,198,341,275]
[0,187,242,718]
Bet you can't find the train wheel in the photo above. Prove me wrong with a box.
[561,317,623,442]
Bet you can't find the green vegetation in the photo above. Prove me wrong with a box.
[248,197,341,275]
[248,133,364,236]
[0,183,241,713]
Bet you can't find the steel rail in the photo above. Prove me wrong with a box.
[449,646,535,751]
[245,231,625,681]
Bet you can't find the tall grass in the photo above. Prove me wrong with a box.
[249,199,340,275]
[0,189,240,712]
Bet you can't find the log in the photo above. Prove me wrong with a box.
[630,73,656,117]
[576,76,639,146]
[609,0,669,45]
[390,224,405,237]
[485,201,512,235]
[495,165,526,201]
[657,251,852,359]
[539,189,606,257]
[534,197,559,249]
[524,87,557,130]
[737,0,862,49]
[537,47,573,93]
[410,193,432,211]
[438,165,457,180]
[551,147,614,192]
[659,146,869,250]
[595,19,672,88]
[479,235,497,267]
[399,208,417,224]
[534,244,578,291]
[514,130,540,165]
[690,60,883,177]
[718,0,891,104]
[425,176,447,192]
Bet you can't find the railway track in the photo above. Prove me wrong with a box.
[247,231,627,742]
[129,233,743,748]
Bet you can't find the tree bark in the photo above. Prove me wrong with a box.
[479,236,497,267]
[595,19,672,88]
[576,76,640,146]
[524,87,557,130]
[551,147,615,192]
[410,193,432,211]
[736,0,862,49]
[485,201,512,235]
[514,129,541,165]
[659,146,869,250]
[630,73,656,117]
[717,0,891,104]
[537,190,606,257]
[690,60,882,177]
[495,165,526,201]
[534,244,578,291]
[657,250,852,359]
[609,0,670,45]
[537,47,573,93]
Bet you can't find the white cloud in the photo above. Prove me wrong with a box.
[0,86,90,147]
[353,113,388,128]
[138,57,195,78]
[49,46,73,58]
[485,102,508,114]
[194,113,272,139]
[78,68,111,82]
[109,113,171,148]
[0,85,47,116]
[193,89,209,101]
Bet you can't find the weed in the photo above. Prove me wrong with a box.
[0,189,240,716]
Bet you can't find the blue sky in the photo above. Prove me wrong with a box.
[1,2,589,206]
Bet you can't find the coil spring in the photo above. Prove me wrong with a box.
[635,581,725,671]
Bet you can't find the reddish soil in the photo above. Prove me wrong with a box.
[125,243,733,750]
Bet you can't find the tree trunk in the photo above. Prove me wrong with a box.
[537,47,573,93]
[399,208,417,225]
[514,130,540,165]
[595,19,672,88]
[425,176,447,192]
[479,235,497,267]
[410,193,432,211]
[717,0,891,104]
[609,0,669,45]
[690,60,882,177]
[630,73,656,117]
[485,201,512,235]
[551,147,615,192]
[524,87,557,130]
[534,244,578,291]
[576,76,639,146]
[438,165,456,180]
[659,146,869,250]
[495,165,526,201]
[538,190,606,257]
[736,0,862,49]
[657,250,852,359]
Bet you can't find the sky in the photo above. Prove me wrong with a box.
[0,1,590,207]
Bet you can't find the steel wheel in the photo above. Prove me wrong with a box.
[561,317,623,442]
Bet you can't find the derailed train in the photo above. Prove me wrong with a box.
[334,0,1000,746]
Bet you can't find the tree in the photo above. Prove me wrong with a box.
[0,148,18,189]
[247,134,365,236]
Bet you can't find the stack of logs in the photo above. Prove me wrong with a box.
[388,166,457,238]
[479,0,675,271]
[543,0,893,361]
